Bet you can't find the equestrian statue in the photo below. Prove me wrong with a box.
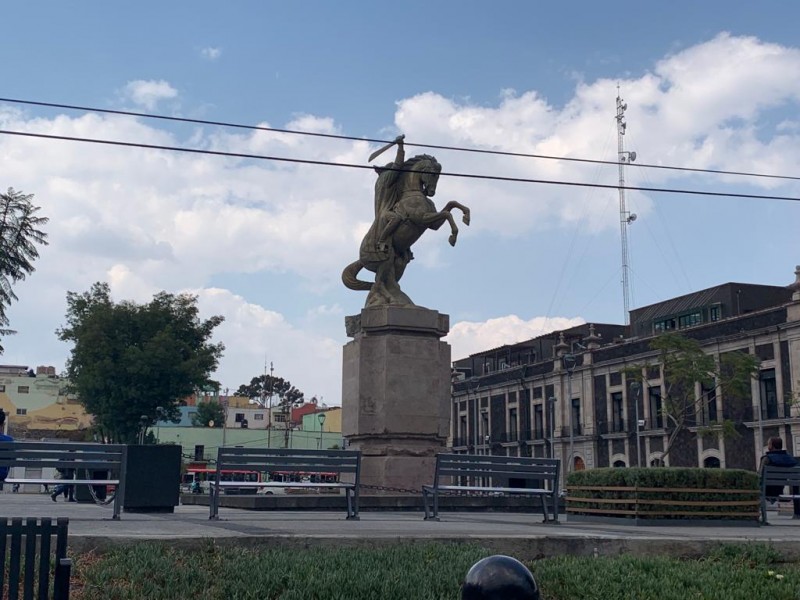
[342,135,470,307]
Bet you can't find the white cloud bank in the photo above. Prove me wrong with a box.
[447,316,586,361]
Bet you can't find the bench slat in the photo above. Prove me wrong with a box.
[0,461,122,471]
[5,479,119,485]
[438,456,558,465]
[438,467,557,479]
[220,447,354,457]
[220,455,358,464]
[38,518,53,600]
[429,485,550,494]
[215,482,353,489]
[217,461,358,474]
[24,519,38,598]
[8,518,23,600]
[0,447,124,457]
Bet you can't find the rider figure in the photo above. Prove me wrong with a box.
[373,135,406,261]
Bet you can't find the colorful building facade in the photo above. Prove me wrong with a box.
[0,365,92,436]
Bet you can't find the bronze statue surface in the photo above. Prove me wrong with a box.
[342,135,470,307]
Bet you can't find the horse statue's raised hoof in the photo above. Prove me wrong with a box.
[448,233,458,247]
[463,213,471,226]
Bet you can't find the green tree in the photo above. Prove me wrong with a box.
[626,332,760,464]
[234,374,305,409]
[0,188,49,353]
[192,400,225,427]
[58,282,225,443]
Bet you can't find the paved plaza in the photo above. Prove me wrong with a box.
[3,491,800,559]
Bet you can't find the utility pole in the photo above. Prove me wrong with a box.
[221,388,229,448]
[630,381,642,467]
[548,396,557,460]
[265,360,272,449]
[616,87,637,326]
[564,354,576,472]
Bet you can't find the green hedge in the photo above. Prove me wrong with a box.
[566,468,760,521]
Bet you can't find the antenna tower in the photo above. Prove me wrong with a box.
[616,88,636,325]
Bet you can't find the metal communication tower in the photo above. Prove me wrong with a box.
[616,88,637,325]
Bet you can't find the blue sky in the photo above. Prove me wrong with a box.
[1,2,799,403]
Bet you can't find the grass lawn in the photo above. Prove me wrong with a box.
[69,542,800,600]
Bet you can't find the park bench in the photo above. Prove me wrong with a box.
[209,447,362,520]
[760,462,800,524]
[422,454,560,523]
[0,517,71,600]
[0,441,127,520]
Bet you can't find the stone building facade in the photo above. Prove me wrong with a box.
[450,268,800,481]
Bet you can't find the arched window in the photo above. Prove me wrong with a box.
[573,456,586,471]
[703,456,721,469]
[613,460,626,468]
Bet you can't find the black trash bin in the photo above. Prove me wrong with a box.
[123,444,182,513]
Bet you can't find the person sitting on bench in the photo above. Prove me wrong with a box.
[761,437,798,502]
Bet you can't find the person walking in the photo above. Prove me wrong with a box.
[51,466,76,502]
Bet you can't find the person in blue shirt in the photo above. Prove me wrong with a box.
[0,410,12,490]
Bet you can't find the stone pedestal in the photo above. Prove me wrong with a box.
[342,306,451,492]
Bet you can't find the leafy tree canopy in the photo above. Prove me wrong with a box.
[234,375,305,409]
[0,188,49,353]
[192,400,225,428]
[58,282,225,443]
[626,332,760,462]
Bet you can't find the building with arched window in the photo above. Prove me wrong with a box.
[451,266,800,482]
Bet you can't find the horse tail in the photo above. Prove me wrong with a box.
[342,260,372,291]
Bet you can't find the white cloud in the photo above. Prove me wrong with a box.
[447,316,586,361]
[122,80,178,110]
[201,47,222,61]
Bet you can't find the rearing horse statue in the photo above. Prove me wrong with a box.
[342,135,470,307]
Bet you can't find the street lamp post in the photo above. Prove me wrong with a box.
[221,390,228,449]
[548,396,557,460]
[139,415,149,445]
[630,381,642,467]
[317,412,326,449]
[155,406,163,443]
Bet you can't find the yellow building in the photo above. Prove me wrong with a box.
[0,365,92,435]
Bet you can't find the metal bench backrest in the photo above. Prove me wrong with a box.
[216,447,361,479]
[434,454,560,490]
[762,463,800,488]
[0,517,70,600]
[0,441,126,472]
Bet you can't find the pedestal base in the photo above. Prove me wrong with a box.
[347,434,445,493]
[342,306,451,493]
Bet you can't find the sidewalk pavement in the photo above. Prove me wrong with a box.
[2,492,800,560]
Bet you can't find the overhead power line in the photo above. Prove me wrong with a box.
[1,96,799,184]
[1,128,798,204]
